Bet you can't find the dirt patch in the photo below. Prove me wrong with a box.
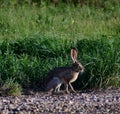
[0,88,120,113]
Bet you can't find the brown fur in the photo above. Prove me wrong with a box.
[44,48,84,94]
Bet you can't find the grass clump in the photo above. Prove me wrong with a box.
[0,78,22,96]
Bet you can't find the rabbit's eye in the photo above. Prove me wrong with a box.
[72,61,84,72]
[72,62,81,72]
[77,63,83,71]
[79,66,82,70]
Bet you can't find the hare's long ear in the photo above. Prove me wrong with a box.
[71,48,77,63]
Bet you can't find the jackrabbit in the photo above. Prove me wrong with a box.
[44,48,84,94]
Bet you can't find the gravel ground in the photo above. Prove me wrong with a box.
[0,88,120,114]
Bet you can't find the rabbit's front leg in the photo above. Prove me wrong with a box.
[64,83,70,94]
[69,83,76,93]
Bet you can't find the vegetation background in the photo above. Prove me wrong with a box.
[0,0,120,95]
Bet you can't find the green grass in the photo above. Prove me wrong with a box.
[0,3,120,95]
[0,36,119,91]
[0,3,120,40]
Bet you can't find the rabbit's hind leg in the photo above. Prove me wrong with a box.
[49,77,62,94]
[52,83,62,94]
[55,83,61,92]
